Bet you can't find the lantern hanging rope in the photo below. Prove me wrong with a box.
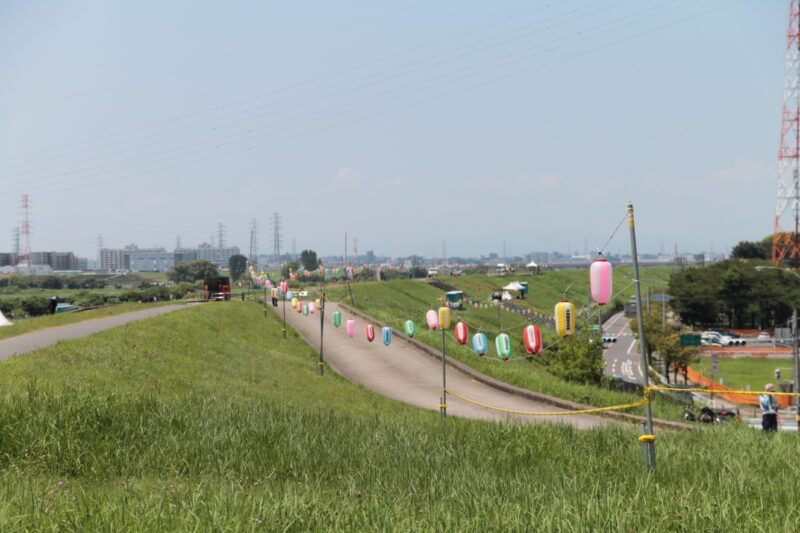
[596,212,629,256]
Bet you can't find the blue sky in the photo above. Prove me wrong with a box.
[0,0,786,259]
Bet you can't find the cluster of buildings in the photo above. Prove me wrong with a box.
[100,243,240,272]
[0,242,241,275]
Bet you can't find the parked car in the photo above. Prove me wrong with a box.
[757,331,771,341]
[701,331,746,346]
[710,327,741,338]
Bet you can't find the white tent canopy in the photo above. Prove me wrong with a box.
[502,281,525,291]
[501,291,513,301]
[0,310,12,327]
[526,261,538,268]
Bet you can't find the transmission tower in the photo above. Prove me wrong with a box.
[249,219,258,268]
[272,212,282,260]
[218,222,225,249]
[774,0,800,267]
[20,195,31,267]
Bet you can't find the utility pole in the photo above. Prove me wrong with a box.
[628,202,656,469]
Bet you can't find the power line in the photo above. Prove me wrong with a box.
[1,0,718,200]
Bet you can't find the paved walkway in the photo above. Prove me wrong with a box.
[0,304,195,360]
[276,301,614,429]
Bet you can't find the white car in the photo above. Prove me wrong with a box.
[757,331,771,341]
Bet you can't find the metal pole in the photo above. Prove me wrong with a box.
[627,201,656,469]
[441,329,447,420]
[282,285,287,339]
[318,288,325,376]
[794,307,799,432]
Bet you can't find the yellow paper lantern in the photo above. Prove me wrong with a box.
[554,300,575,338]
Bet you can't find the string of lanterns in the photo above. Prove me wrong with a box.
[281,256,613,361]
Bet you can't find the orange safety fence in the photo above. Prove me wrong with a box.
[685,366,792,407]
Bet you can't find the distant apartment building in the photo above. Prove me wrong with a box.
[101,245,167,271]
[27,251,78,270]
[175,243,240,268]
[128,252,175,272]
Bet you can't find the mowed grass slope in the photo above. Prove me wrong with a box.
[324,270,684,420]
[0,302,797,531]
[0,301,179,341]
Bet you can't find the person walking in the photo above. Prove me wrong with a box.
[760,383,779,432]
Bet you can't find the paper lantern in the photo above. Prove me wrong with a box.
[309,302,316,314]
[365,324,375,342]
[523,325,542,355]
[346,319,356,337]
[291,297,298,308]
[302,304,309,316]
[280,281,288,294]
[455,322,469,345]
[296,302,303,313]
[333,311,342,327]
[472,333,488,356]
[590,259,612,306]
[404,320,416,337]
[426,310,439,330]
[382,327,393,345]
[438,307,452,330]
[555,301,576,337]
[315,298,321,308]
[495,334,512,360]
[286,290,293,301]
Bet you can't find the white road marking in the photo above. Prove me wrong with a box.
[627,338,638,355]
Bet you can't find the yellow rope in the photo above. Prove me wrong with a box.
[444,388,647,416]
[440,386,798,418]
[647,386,800,397]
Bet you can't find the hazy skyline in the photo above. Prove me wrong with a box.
[0,0,784,260]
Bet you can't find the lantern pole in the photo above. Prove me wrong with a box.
[441,328,448,420]
[282,281,287,340]
[318,285,325,377]
[627,201,656,470]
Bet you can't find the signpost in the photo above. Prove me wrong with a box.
[680,334,701,346]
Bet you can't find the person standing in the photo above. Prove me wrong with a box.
[760,383,779,432]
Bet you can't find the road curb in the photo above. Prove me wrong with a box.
[338,302,692,431]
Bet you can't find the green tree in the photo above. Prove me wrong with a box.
[730,240,770,260]
[299,250,319,271]
[168,260,219,283]
[547,332,605,385]
[228,254,248,280]
[281,261,301,279]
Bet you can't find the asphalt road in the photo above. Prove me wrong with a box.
[602,312,644,383]
[277,301,614,429]
[0,304,195,360]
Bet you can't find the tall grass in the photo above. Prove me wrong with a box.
[0,388,796,531]
[0,301,795,531]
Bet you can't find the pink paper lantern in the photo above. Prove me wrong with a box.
[426,309,439,330]
[309,302,316,314]
[346,319,356,337]
[590,258,612,306]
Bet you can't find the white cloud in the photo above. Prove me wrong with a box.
[336,166,363,181]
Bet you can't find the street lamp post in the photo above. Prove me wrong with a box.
[755,265,800,432]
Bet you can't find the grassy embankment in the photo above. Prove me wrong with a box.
[0,301,181,341]
[0,301,797,530]
[693,354,793,393]
[322,267,684,420]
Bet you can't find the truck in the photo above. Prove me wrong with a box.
[203,276,231,301]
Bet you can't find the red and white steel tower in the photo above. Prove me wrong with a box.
[774,0,800,267]
[20,194,31,266]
